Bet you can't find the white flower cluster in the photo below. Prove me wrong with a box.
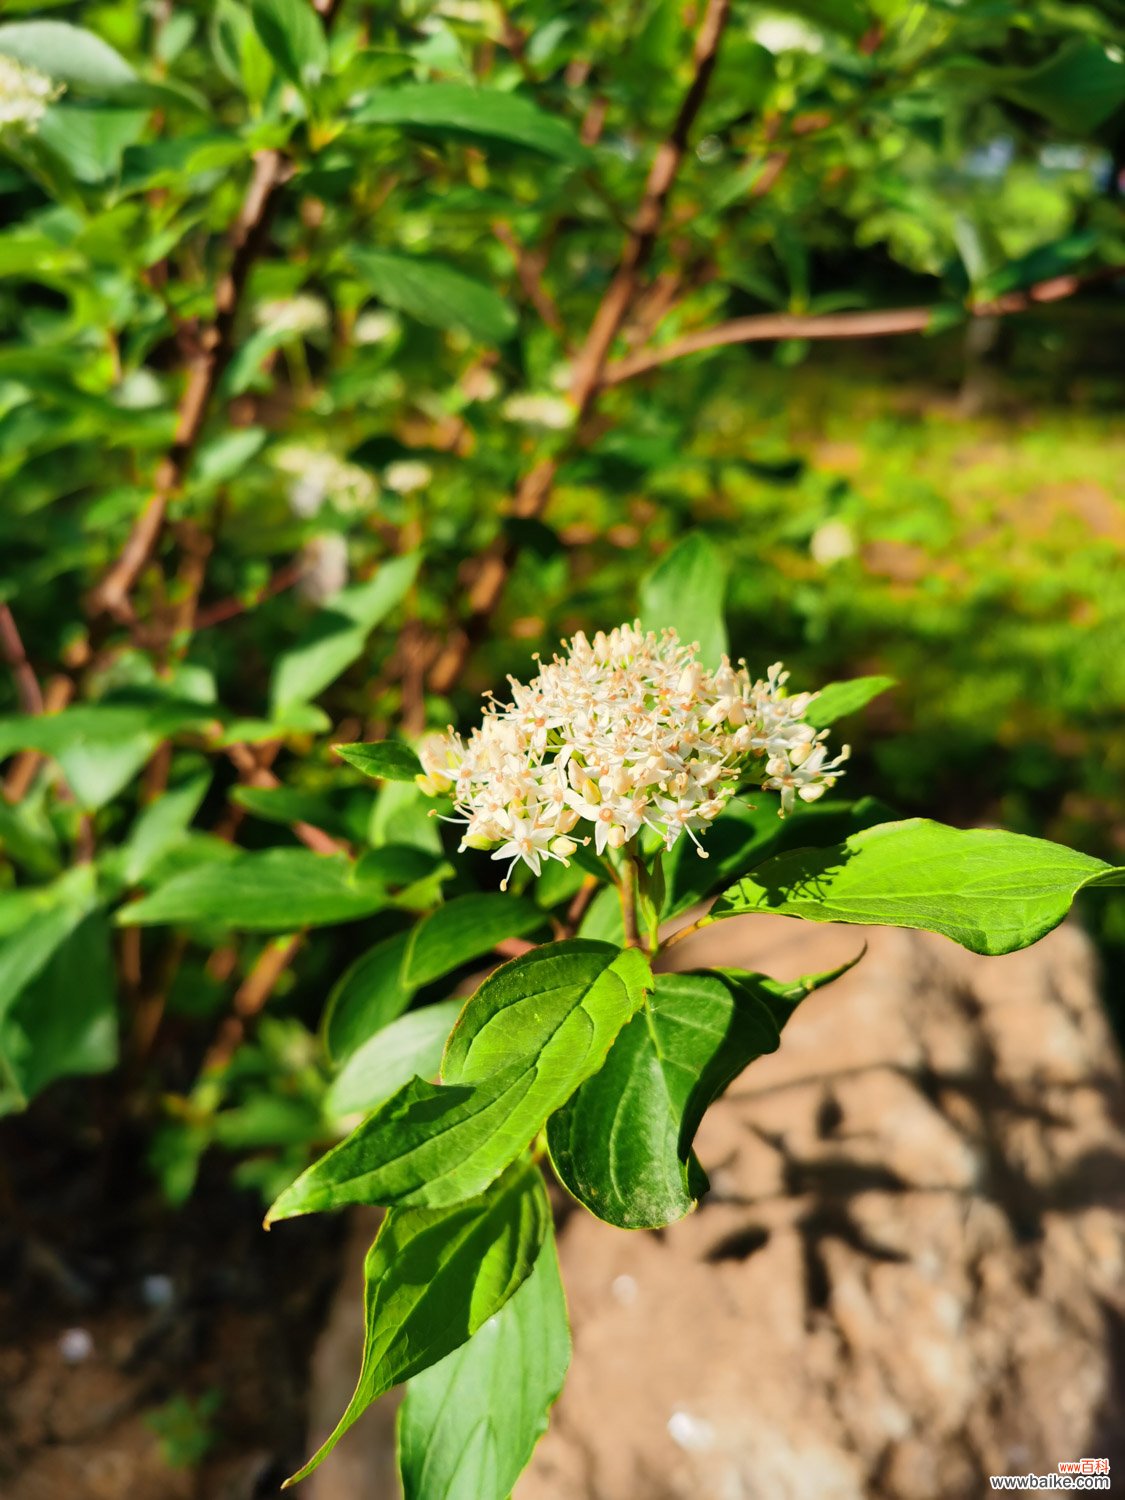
[417,622,848,887]
[0,54,61,132]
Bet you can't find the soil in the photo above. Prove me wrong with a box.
[0,1100,345,1500]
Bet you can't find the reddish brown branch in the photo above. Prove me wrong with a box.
[202,933,304,1074]
[0,603,43,715]
[428,0,732,695]
[567,0,732,412]
[493,222,565,336]
[193,559,304,630]
[89,150,293,623]
[602,263,1125,386]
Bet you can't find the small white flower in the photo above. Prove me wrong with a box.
[353,308,400,344]
[810,519,856,566]
[0,54,62,132]
[501,392,575,431]
[751,16,824,53]
[384,459,432,494]
[416,623,847,882]
[254,293,329,337]
[274,446,377,518]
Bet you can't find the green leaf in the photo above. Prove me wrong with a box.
[112,771,211,886]
[212,0,274,104]
[1003,39,1125,135]
[283,1159,549,1486]
[349,249,517,345]
[0,911,117,1116]
[270,554,419,712]
[323,929,415,1062]
[336,740,422,782]
[805,675,895,728]
[0,867,98,1026]
[547,953,864,1229]
[402,894,546,989]
[638,533,728,664]
[353,82,588,164]
[116,849,394,931]
[267,941,652,1216]
[546,971,778,1228]
[325,1000,462,1118]
[397,1220,570,1500]
[710,818,1121,956]
[663,794,896,920]
[0,21,137,94]
[249,0,327,90]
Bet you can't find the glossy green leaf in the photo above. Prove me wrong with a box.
[270,554,419,712]
[1003,39,1125,134]
[268,941,652,1216]
[0,21,138,93]
[249,0,327,90]
[805,675,895,728]
[111,770,212,886]
[710,818,1123,955]
[402,894,546,989]
[283,1159,549,1486]
[116,849,394,931]
[325,1000,461,1118]
[397,1221,570,1500]
[548,954,864,1228]
[353,82,588,164]
[0,911,117,1116]
[638,533,728,665]
[349,249,517,345]
[663,795,896,920]
[323,928,415,1062]
[546,971,776,1228]
[335,740,422,782]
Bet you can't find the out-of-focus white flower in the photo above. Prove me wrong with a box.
[810,519,856,565]
[501,391,575,431]
[417,623,848,886]
[354,308,401,345]
[254,293,329,337]
[298,533,349,604]
[0,54,62,131]
[384,459,432,494]
[274,445,377,518]
[752,16,824,53]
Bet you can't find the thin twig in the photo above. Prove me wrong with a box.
[202,933,304,1074]
[0,603,43,714]
[89,151,293,623]
[428,0,732,694]
[659,911,714,953]
[619,857,640,949]
[601,263,1125,386]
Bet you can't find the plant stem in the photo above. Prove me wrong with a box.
[619,856,640,949]
[659,911,714,954]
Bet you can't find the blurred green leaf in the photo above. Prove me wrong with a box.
[325,999,461,1117]
[336,741,422,782]
[639,533,728,664]
[249,0,327,91]
[349,249,517,344]
[353,83,588,163]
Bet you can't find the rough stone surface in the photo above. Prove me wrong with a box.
[307,916,1125,1500]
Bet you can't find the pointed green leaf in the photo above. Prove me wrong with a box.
[284,1160,549,1487]
[326,1000,462,1118]
[249,0,326,90]
[398,1221,570,1500]
[403,894,546,989]
[336,740,423,782]
[805,675,895,729]
[638,533,728,665]
[116,849,393,930]
[546,971,777,1229]
[548,953,864,1228]
[268,941,652,1216]
[710,818,1120,956]
[323,929,415,1062]
[349,249,517,345]
[270,554,419,712]
[354,83,588,163]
